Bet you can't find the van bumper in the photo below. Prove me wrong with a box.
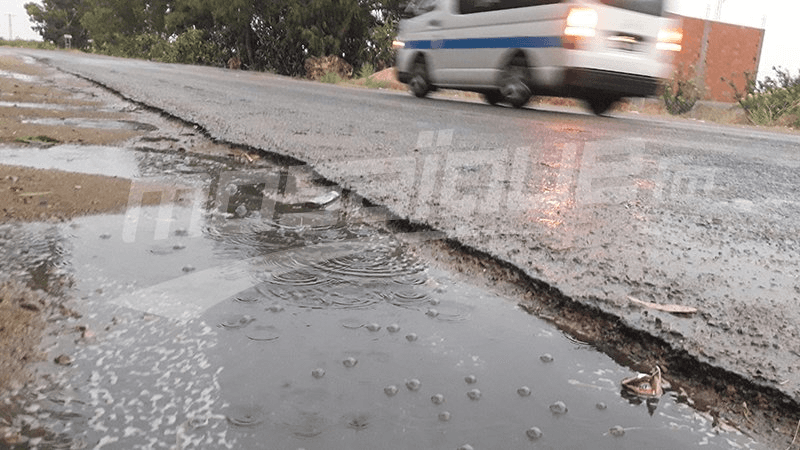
[564,68,661,97]
[395,49,415,85]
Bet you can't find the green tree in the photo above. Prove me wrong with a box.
[166,0,261,68]
[362,0,405,66]
[166,0,405,75]
[250,0,306,74]
[165,0,214,35]
[26,0,406,76]
[209,0,261,68]
[365,10,398,70]
[80,0,169,49]
[288,0,375,65]
[25,0,89,48]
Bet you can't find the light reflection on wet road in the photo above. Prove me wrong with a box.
[0,147,760,449]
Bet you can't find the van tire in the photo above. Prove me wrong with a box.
[482,91,503,105]
[587,95,619,115]
[409,57,431,98]
[499,56,532,108]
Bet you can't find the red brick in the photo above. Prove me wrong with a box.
[667,15,764,102]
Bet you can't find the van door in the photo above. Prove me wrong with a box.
[431,0,493,87]
[417,0,467,86]
[427,0,566,89]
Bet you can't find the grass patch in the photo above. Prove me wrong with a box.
[364,78,389,89]
[346,63,390,89]
[320,71,343,84]
[0,40,56,50]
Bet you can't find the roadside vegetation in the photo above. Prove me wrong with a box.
[657,65,800,131]
[320,71,344,84]
[23,0,403,77]
[0,39,56,50]
[730,67,800,128]
[661,65,701,115]
[356,63,390,89]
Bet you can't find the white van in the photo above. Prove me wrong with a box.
[394,0,682,114]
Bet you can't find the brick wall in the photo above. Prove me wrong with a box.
[668,15,764,103]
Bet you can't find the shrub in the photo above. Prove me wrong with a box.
[731,67,800,128]
[88,30,222,67]
[164,29,222,66]
[662,67,700,115]
[357,62,375,79]
[320,71,342,84]
[305,55,353,81]
[95,33,163,60]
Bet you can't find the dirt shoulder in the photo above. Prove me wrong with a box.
[0,54,142,223]
[0,55,140,146]
[0,53,144,395]
[0,165,135,222]
[0,282,49,391]
[0,53,256,224]
[0,52,245,401]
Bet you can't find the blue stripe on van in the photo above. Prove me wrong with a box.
[404,36,562,50]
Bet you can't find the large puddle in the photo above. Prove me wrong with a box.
[0,144,761,449]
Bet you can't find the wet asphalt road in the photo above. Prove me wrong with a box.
[28,49,800,403]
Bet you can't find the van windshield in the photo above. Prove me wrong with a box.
[599,0,664,16]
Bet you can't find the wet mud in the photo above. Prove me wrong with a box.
[0,49,798,449]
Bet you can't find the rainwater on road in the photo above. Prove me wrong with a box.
[0,143,759,449]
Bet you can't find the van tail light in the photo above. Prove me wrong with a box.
[657,27,683,52]
[563,8,598,49]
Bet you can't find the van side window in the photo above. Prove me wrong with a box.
[458,0,562,14]
[404,0,438,18]
[599,0,663,16]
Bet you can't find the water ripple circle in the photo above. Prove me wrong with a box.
[268,269,333,287]
[384,290,431,310]
[309,245,425,279]
[226,405,265,427]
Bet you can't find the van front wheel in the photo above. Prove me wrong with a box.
[499,57,532,108]
[409,59,431,98]
[587,95,619,115]
[482,91,503,105]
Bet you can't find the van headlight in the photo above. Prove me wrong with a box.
[392,39,406,50]
[563,8,598,49]
[657,27,683,52]
[565,8,598,37]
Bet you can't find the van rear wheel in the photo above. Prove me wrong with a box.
[499,57,532,108]
[409,58,431,98]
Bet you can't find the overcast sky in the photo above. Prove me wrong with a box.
[2,0,799,79]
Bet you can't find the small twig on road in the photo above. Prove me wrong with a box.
[787,419,800,450]
[627,296,698,314]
